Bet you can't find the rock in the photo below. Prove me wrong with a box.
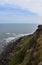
[38,61,42,65]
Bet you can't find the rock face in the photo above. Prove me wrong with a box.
[33,25,42,39]
[38,25,42,29]
[0,25,42,65]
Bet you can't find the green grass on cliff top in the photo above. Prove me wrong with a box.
[9,35,42,65]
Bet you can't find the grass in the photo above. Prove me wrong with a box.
[9,34,42,65]
[9,35,33,65]
[0,25,42,65]
[1,34,42,65]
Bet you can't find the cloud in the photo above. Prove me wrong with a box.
[0,11,42,24]
[0,5,38,23]
[0,0,42,24]
[0,0,42,16]
[0,5,37,17]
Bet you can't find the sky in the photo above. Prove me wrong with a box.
[0,0,42,24]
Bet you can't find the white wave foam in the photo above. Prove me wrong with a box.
[5,34,28,43]
[17,33,30,37]
[0,33,32,53]
[4,33,32,43]
[5,33,11,35]
[5,33,17,37]
[5,37,16,43]
[5,33,31,37]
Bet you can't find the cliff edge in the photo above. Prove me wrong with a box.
[0,25,42,65]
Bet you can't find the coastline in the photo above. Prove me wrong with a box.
[0,33,33,54]
[0,25,42,65]
[0,32,33,65]
[0,33,33,65]
[0,36,23,54]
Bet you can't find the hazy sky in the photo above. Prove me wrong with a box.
[0,0,42,23]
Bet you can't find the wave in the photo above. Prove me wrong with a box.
[5,33,32,43]
[5,33,11,35]
[5,37,16,43]
[0,33,32,45]
[1,33,32,45]
[0,33,32,53]
[5,33,17,37]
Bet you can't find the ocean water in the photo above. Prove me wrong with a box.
[0,23,38,53]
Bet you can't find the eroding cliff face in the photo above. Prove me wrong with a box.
[33,25,42,40]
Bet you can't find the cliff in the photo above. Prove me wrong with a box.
[0,25,42,65]
[33,25,42,39]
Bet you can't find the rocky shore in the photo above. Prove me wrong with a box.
[0,36,24,64]
[0,25,42,65]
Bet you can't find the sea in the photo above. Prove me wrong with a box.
[0,23,38,53]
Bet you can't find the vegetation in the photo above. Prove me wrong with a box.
[0,25,42,65]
